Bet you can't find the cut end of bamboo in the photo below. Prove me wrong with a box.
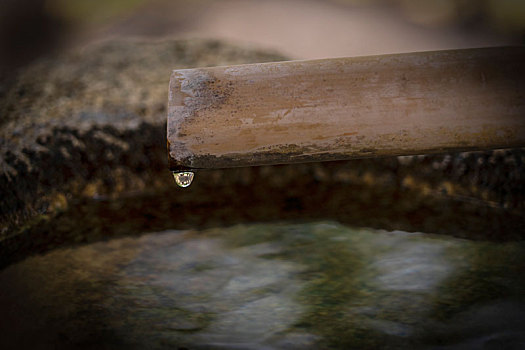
[168,47,525,170]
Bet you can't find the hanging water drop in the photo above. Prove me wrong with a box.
[173,171,194,188]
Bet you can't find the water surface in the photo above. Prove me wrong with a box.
[1,222,524,349]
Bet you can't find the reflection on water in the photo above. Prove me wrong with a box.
[1,222,524,349]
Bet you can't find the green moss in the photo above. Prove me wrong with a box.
[430,242,525,321]
[220,223,404,348]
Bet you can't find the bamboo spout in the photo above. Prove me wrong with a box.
[168,47,525,170]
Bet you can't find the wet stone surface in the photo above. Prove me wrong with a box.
[1,222,524,349]
[0,38,287,232]
[1,38,524,242]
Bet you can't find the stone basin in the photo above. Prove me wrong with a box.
[1,39,524,349]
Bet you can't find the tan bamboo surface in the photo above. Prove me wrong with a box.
[168,47,525,170]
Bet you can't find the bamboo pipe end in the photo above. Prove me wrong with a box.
[168,47,525,171]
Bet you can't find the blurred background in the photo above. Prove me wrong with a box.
[1,0,525,74]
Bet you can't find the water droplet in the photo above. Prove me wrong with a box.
[173,171,194,188]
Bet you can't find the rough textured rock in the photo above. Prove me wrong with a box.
[0,38,287,233]
[1,38,524,266]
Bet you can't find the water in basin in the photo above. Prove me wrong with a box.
[1,221,524,349]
